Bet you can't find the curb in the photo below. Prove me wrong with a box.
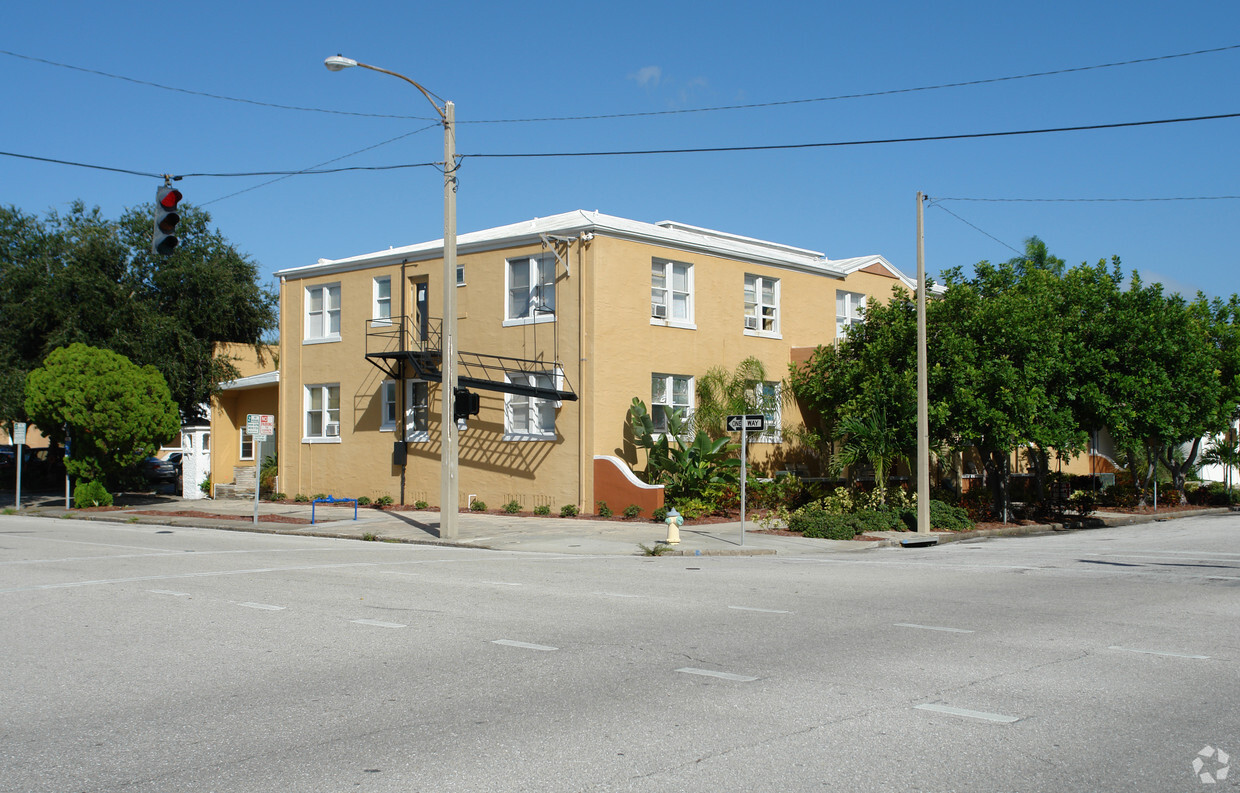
[872,507,1234,547]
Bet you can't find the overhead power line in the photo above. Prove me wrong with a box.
[465,111,1240,159]
[933,195,1240,203]
[2,43,1237,124]
[3,110,1236,180]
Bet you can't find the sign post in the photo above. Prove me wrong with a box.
[247,415,274,525]
[725,414,766,547]
[13,422,26,509]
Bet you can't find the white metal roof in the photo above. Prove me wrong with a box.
[276,210,912,283]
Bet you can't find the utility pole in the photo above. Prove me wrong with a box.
[916,192,930,534]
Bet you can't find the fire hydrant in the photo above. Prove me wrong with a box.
[664,507,683,545]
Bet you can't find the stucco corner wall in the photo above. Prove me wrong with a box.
[593,455,663,517]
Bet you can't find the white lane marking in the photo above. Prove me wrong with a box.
[147,589,190,597]
[597,591,641,598]
[351,619,406,629]
[914,704,1020,723]
[1207,576,1240,581]
[1086,550,1240,559]
[729,606,792,614]
[1108,646,1210,659]
[237,602,285,611]
[894,623,974,633]
[0,562,379,595]
[676,667,758,682]
[492,639,557,652]
[483,581,522,587]
[0,547,345,566]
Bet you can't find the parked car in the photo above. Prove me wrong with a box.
[165,452,183,476]
[139,456,178,485]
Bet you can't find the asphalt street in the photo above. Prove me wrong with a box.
[1,512,1237,792]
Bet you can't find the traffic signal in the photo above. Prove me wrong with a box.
[152,185,183,255]
[453,388,480,423]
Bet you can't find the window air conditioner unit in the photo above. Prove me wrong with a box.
[325,422,340,437]
[651,303,667,319]
[744,315,759,330]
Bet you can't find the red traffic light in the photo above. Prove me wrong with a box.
[158,188,182,210]
[153,185,183,255]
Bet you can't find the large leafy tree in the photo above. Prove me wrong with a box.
[1065,263,1240,503]
[0,201,277,426]
[25,343,181,485]
[792,238,1240,517]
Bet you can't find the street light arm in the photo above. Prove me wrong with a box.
[325,55,445,121]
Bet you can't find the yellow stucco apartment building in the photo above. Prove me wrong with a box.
[220,210,919,513]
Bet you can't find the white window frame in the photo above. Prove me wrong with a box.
[503,371,557,441]
[240,429,256,460]
[504,255,556,326]
[373,276,392,325]
[303,383,341,443]
[747,381,782,443]
[456,263,466,286]
[380,380,397,432]
[743,274,780,337]
[836,290,867,338]
[305,283,341,343]
[651,258,695,328]
[405,379,430,442]
[651,373,694,437]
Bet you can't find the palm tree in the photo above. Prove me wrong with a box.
[1202,431,1240,497]
[694,356,785,443]
[832,408,908,507]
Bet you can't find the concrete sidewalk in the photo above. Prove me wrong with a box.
[8,492,1234,556]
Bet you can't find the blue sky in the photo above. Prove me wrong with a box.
[3,1,1237,299]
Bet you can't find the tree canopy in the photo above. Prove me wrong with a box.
[791,237,1240,511]
[0,201,277,426]
[25,343,181,485]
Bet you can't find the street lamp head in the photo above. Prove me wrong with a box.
[324,55,358,72]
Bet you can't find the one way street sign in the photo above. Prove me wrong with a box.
[726,414,766,432]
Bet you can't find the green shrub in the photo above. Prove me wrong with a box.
[502,499,522,514]
[653,506,668,522]
[73,480,112,508]
[702,482,740,511]
[560,504,579,517]
[533,504,551,516]
[596,501,613,517]
[470,499,487,511]
[671,498,712,520]
[414,499,429,510]
[898,499,974,531]
[1068,490,1098,517]
[357,496,372,506]
[271,492,287,502]
[199,475,211,496]
[375,495,394,507]
[312,493,328,501]
[294,493,309,502]
[790,505,903,540]
[623,504,643,519]
[929,499,973,531]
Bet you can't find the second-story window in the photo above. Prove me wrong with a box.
[836,290,866,338]
[506,255,556,323]
[651,259,693,325]
[743,274,779,335]
[305,283,341,341]
[373,277,392,324]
